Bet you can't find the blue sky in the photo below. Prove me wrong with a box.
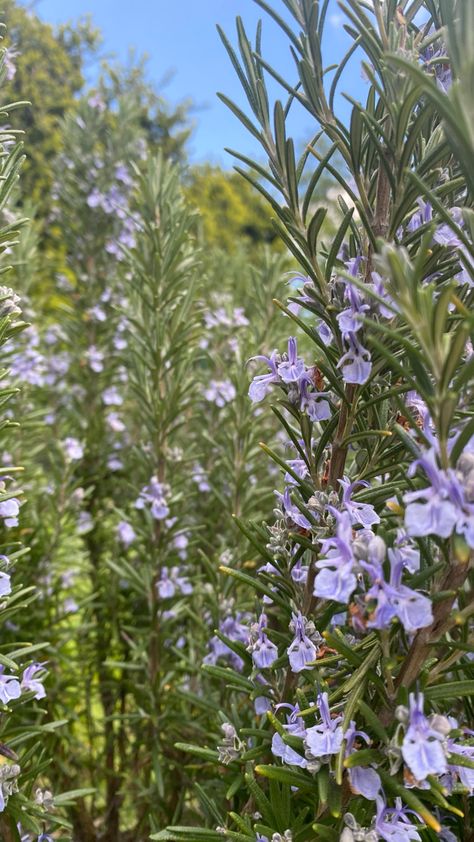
[28,0,363,167]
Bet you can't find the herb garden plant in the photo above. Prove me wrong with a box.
[155,1,474,840]
[1,0,474,840]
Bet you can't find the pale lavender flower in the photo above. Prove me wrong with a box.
[277,488,312,531]
[388,530,420,574]
[287,612,318,672]
[290,556,309,584]
[156,566,192,599]
[407,198,432,233]
[115,164,133,186]
[447,740,474,792]
[21,664,46,700]
[63,597,78,614]
[102,386,123,406]
[313,509,357,603]
[86,188,104,209]
[107,456,124,471]
[316,320,333,345]
[249,613,278,669]
[88,92,106,111]
[271,703,307,768]
[305,692,344,757]
[254,674,272,714]
[345,721,381,800]
[284,458,309,486]
[402,693,447,782]
[62,437,83,461]
[191,463,211,492]
[340,477,380,527]
[77,511,93,534]
[173,532,189,559]
[299,377,332,421]
[370,271,398,318]
[0,571,11,597]
[337,335,372,385]
[88,305,107,322]
[277,337,306,384]
[433,224,462,248]
[0,496,20,527]
[204,613,249,671]
[135,477,169,520]
[404,447,474,546]
[204,379,236,406]
[0,666,21,704]
[117,521,135,547]
[362,546,433,633]
[106,411,126,433]
[0,285,21,317]
[248,350,280,402]
[86,345,104,373]
[375,797,421,842]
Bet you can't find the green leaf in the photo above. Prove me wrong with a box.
[424,681,474,701]
[255,764,313,790]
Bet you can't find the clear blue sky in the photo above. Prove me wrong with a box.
[27,0,363,167]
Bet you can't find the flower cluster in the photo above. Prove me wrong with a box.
[249,336,332,421]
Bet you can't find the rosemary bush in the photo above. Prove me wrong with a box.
[155,1,474,841]
[2,1,474,840]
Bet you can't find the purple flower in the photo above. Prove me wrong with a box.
[271,703,307,768]
[317,321,333,345]
[135,477,169,520]
[340,477,380,527]
[407,198,432,233]
[362,548,433,633]
[287,612,318,672]
[117,521,135,547]
[370,271,398,318]
[21,664,46,700]
[313,510,357,603]
[88,92,106,111]
[375,797,422,842]
[344,722,381,800]
[404,448,474,546]
[204,613,249,671]
[0,666,21,704]
[249,613,278,669]
[447,740,474,792]
[402,693,448,782]
[388,530,420,574]
[290,557,309,584]
[248,350,280,402]
[284,459,309,486]
[305,692,344,757]
[253,674,273,715]
[157,566,192,599]
[0,570,11,597]
[63,437,84,461]
[337,335,372,385]
[204,379,236,406]
[86,345,104,373]
[299,377,332,421]
[0,496,20,527]
[433,224,462,248]
[277,488,312,531]
[277,337,306,384]
[102,386,123,406]
[191,463,211,492]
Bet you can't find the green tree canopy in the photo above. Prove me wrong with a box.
[186,164,283,252]
[2,0,99,206]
